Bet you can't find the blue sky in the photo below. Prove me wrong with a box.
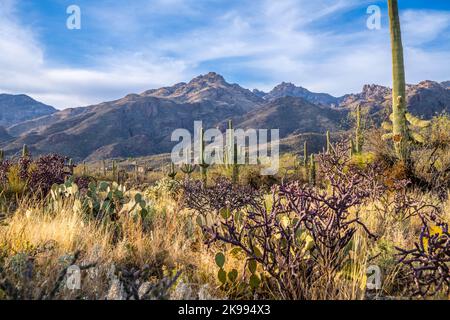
[1,0,449,109]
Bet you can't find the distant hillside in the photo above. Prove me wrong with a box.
[237,96,346,138]
[340,80,450,121]
[1,74,449,161]
[262,82,339,106]
[0,94,56,127]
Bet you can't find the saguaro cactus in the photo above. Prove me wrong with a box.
[303,141,308,167]
[225,120,239,184]
[388,0,410,163]
[102,160,107,176]
[181,163,196,178]
[167,162,177,180]
[355,105,363,154]
[326,131,331,154]
[112,160,117,182]
[309,154,316,186]
[68,158,74,176]
[198,127,209,184]
[0,149,4,162]
[22,144,29,157]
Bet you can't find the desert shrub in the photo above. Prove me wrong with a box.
[196,142,385,299]
[28,154,68,196]
[239,166,280,190]
[372,180,441,224]
[397,217,449,298]
[181,177,260,217]
[411,115,450,195]
[0,154,70,198]
[145,177,181,201]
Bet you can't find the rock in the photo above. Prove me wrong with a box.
[106,279,126,300]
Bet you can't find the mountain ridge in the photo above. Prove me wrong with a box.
[0,94,57,128]
[1,74,449,160]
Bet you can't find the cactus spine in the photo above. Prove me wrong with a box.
[198,127,209,185]
[309,154,316,186]
[388,0,410,163]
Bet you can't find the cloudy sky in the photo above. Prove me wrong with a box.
[1,0,449,109]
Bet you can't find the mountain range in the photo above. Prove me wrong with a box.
[0,72,449,161]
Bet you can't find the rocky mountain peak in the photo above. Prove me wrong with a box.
[264,82,338,106]
[414,80,443,90]
[361,84,391,100]
[188,72,226,86]
[141,72,262,112]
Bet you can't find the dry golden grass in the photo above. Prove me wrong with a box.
[0,182,448,300]
[0,194,232,300]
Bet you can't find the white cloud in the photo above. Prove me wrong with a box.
[0,1,191,109]
[402,10,450,46]
[0,0,449,108]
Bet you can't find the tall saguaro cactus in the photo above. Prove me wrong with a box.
[355,105,363,154]
[326,131,331,154]
[225,120,239,184]
[22,144,29,157]
[309,154,316,186]
[388,0,410,163]
[303,141,308,167]
[198,127,209,185]
[112,160,118,182]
